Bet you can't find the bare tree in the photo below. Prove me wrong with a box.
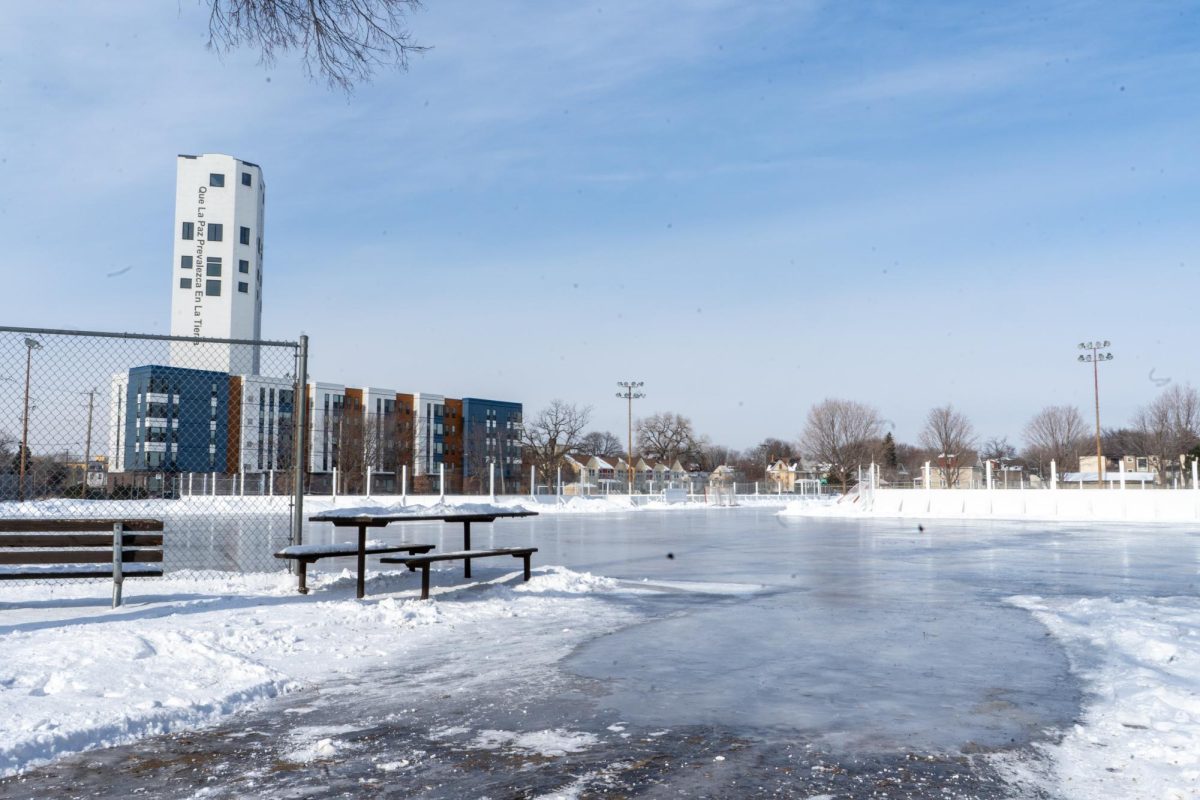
[636,412,699,463]
[520,400,591,490]
[1022,405,1088,477]
[698,442,736,472]
[578,431,625,459]
[918,405,977,488]
[206,0,427,91]
[799,398,884,492]
[979,436,1017,463]
[1132,383,1200,484]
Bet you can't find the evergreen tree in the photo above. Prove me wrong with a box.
[882,432,898,469]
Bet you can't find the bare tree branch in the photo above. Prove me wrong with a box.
[205,0,427,91]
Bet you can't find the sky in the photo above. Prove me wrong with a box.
[1,1,1197,451]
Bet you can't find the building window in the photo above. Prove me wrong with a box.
[205,279,221,296]
[239,259,249,273]
[182,222,194,240]
[180,277,192,289]
[240,226,250,245]
[238,281,249,293]
[241,172,252,187]
[209,173,225,187]
[208,223,223,241]
[181,255,193,270]
[206,257,222,276]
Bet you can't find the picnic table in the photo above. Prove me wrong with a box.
[306,504,539,599]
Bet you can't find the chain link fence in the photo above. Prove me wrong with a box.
[0,326,305,580]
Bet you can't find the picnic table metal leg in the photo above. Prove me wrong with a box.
[356,524,367,600]
[298,560,309,594]
[420,563,430,600]
[463,520,472,578]
[522,553,531,581]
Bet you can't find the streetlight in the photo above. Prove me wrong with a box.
[1078,340,1113,483]
[19,337,42,502]
[616,381,645,494]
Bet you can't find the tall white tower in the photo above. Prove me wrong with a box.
[169,153,265,374]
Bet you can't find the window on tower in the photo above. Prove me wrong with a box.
[208,223,223,241]
[180,255,193,270]
[209,173,225,187]
[205,279,221,296]
[241,172,252,187]
[238,282,249,293]
[206,257,222,276]
[240,226,250,245]
[180,278,192,289]
[181,222,194,240]
[239,259,249,273]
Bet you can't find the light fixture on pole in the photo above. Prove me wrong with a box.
[1078,340,1113,483]
[19,337,42,502]
[616,381,645,493]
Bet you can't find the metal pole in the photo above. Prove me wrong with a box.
[83,389,95,477]
[18,339,40,502]
[1093,350,1103,482]
[489,461,495,502]
[439,462,445,502]
[290,334,308,549]
[401,464,408,505]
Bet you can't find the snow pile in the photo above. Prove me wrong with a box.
[1001,595,1200,800]
[0,565,636,777]
[471,728,599,756]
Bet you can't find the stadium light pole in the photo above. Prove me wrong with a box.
[19,337,42,502]
[616,381,645,494]
[1078,340,1113,483]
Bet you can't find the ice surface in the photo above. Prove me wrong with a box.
[2,508,1199,798]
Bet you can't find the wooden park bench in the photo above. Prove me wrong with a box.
[0,518,164,608]
[274,542,436,595]
[381,547,538,600]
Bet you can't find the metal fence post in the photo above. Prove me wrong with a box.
[290,334,308,550]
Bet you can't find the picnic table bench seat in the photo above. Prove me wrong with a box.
[274,542,435,595]
[0,518,164,607]
[381,547,538,600]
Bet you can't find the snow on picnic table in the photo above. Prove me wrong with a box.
[310,502,534,519]
[0,565,630,778]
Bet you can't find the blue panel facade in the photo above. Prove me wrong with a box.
[123,365,230,472]
[461,398,523,482]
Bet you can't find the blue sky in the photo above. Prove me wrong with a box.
[1,1,1197,450]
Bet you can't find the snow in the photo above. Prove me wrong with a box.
[275,541,425,556]
[312,501,532,519]
[471,728,599,756]
[0,565,637,777]
[996,595,1200,800]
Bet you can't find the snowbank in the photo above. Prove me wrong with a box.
[0,566,636,777]
[781,488,1200,523]
[998,595,1200,800]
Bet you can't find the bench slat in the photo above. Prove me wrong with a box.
[0,534,163,548]
[274,543,435,559]
[0,566,164,580]
[380,547,536,565]
[0,519,163,532]
[0,550,164,565]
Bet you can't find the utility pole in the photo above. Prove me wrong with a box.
[19,338,42,502]
[616,381,645,493]
[83,389,95,487]
[1078,340,1113,483]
